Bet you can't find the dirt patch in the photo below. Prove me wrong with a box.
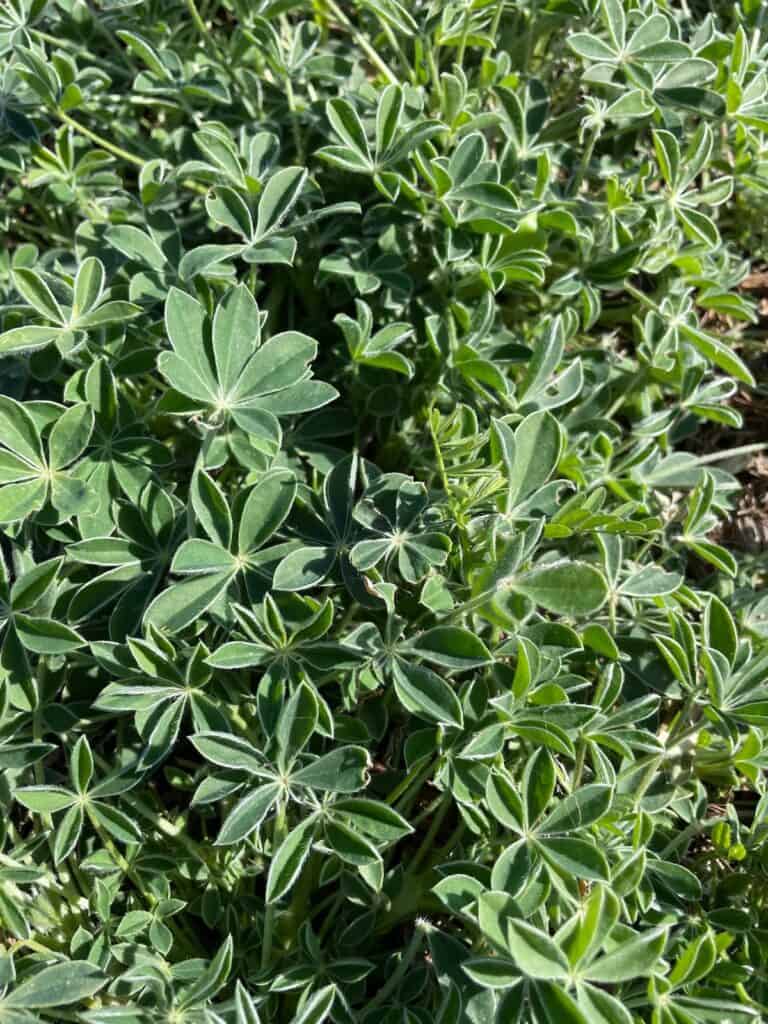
[718,453,768,553]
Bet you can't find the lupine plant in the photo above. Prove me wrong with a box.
[0,0,767,1020]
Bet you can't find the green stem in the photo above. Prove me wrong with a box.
[324,0,398,84]
[85,0,135,69]
[86,806,139,882]
[433,818,465,863]
[317,892,345,941]
[445,580,503,624]
[608,594,617,634]
[426,42,442,103]
[666,695,701,745]
[568,125,599,197]
[11,938,63,958]
[92,754,207,865]
[56,110,144,167]
[629,719,702,814]
[693,442,766,466]
[428,409,452,500]
[456,6,472,65]
[285,851,318,947]
[660,816,721,859]
[187,5,251,115]
[411,793,446,830]
[386,757,437,807]
[31,690,72,895]
[262,798,288,970]
[428,407,471,566]
[488,0,506,42]
[624,280,662,314]
[284,74,304,163]
[631,754,664,807]
[603,369,646,420]
[185,0,213,41]
[408,795,451,875]
[57,110,209,193]
[11,218,70,247]
[368,923,426,1008]
[379,19,413,83]
[571,740,587,790]
[33,29,130,79]
[524,0,540,72]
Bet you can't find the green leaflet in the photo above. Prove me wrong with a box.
[215,783,281,845]
[265,815,318,902]
[291,746,370,793]
[392,661,464,728]
[4,961,106,1008]
[512,562,609,616]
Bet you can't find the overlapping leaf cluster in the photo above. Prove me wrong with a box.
[0,0,767,1021]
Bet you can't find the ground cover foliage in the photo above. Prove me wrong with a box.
[0,0,767,1019]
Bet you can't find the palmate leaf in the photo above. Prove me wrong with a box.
[158,284,337,439]
[0,397,95,522]
[144,467,297,632]
[0,256,140,357]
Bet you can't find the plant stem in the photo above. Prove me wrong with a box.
[185,0,248,111]
[411,792,446,829]
[457,8,471,66]
[445,580,504,623]
[261,798,288,970]
[85,806,139,883]
[428,409,452,500]
[316,892,345,940]
[631,754,665,808]
[568,125,599,197]
[30,682,78,905]
[666,695,701,745]
[84,807,199,958]
[608,594,617,633]
[284,74,304,164]
[624,280,662,314]
[408,794,450,875]
[11,937,63,958]
[56,110,208,194]
[56,111,144,167]
[428,407,472,565]
[660,816,721,859]
[489,0,506,42]
[185,0,212,41]
[33,29,130,79]
[571,739,587,790]
[379,20,413,84]
[426,42,442,103]
[368,923,426,1009]
[433,818,465,862]
[32,713,54,846]
[324,0,398,84]
[386,757,437,807]
[693,442,766,466]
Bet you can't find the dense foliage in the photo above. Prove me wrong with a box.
[0,0,767,1020]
